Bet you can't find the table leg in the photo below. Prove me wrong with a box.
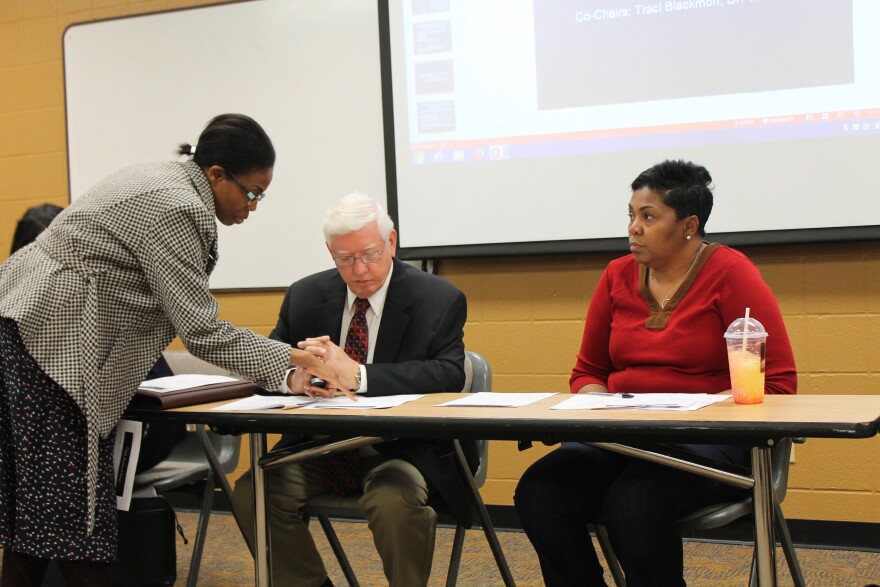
[751,445,777,587]
[452,440,517,587]
[250,433,270,587]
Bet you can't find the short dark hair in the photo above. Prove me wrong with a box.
[631,159,714,236]
[11,203,63,254]
[178,113,275,175]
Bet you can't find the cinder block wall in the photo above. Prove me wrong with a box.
[1,0,877,524]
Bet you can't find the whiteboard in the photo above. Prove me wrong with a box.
[64,0,387,290]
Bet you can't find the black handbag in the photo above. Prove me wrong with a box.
[111,496,179,586]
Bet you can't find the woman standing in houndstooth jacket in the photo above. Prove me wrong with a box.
[0,114,343,586]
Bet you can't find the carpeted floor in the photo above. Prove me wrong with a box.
[170,511,880,586]
[1,510,875,585]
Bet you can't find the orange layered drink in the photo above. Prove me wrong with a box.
[727,349,765,404]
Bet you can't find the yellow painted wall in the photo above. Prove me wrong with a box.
[1,0,877,524]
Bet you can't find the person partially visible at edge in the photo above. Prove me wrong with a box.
[231,193,474,587]
[514,159,797,587]
[0,113,351,587]
[10,203,63,255]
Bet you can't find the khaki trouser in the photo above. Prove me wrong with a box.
[231,452,437,587]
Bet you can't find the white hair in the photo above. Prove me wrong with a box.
[323,192,394,243]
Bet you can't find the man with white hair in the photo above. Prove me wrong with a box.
[232,193,474,587]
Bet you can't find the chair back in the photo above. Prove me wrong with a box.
[464,350,491,394]
[463,351,491,487]
[156,350,242,475]
[677,437,794,531]
[770,437,792,503]
[161,349,231,377]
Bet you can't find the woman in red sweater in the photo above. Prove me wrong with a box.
[514,159,797,587]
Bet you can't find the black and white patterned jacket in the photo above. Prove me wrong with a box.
[0,160,290,530]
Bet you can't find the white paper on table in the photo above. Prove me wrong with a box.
[437,392,557,407]
[137,374,238,394]
[113,419,143,511]
[300,394,425,409]
[211,394,318,411]
[552,393,731,411]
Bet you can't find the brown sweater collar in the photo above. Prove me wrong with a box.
[639,242,720,330]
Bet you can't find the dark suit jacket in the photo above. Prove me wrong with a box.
[271,259,478,526]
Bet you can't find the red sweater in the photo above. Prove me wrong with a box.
[570,245,797,395]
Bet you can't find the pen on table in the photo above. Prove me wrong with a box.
[588,391,635,399]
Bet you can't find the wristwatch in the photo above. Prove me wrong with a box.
[353,366,363,390]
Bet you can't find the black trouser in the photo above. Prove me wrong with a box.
[514,442,750,587]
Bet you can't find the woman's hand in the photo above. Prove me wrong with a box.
[285,365,337,399]
[285,366,308,395]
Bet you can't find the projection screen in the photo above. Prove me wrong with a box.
[384,0,880,258]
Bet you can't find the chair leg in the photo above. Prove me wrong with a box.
[317,514,360,587]
[197,426,235,502]
[592,524,626,587]
[445,524,467,587]
[450,440,516,587]
[198,426,256,558]
[748,552,757,587]
[744,501,803,587]
[774,500,806,587]
[186,474,215,587]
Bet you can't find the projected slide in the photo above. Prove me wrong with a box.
[399,0,872,163]
[534,0,853,110]
[386,0,880,253]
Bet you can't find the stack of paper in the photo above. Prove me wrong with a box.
[552,393,731,411]
[210,395,318,411]
[212,394,425,411]
[300,394,425,410]
[138,374,239,394]
[437,392,556,407]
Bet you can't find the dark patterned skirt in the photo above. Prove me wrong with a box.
[0,318,117,561]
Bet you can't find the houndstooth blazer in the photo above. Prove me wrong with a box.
[0,160,291,530]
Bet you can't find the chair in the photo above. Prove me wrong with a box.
[591,438,806,587]
[132,350,243,587]
[300,351,499,587]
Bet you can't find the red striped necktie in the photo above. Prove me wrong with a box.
[325,297,370,496]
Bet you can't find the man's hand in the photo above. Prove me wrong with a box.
[297,336,360,401]
[288,347,351,400]
[285,366,334,399]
